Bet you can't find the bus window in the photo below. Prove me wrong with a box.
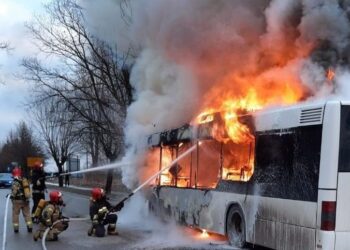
[254,126,321,201]
[197,140,221,188]
[142,147,161,185]
[159,147,174,186]
[174,143,192,187]
[222,140,255,181]
[339,105,350,172]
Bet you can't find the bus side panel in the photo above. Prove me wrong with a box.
[255,219,275,249]
[335,232,350,250]
[275,222,315,250]
[156,187,317,249]
[336,173,350,231]
[156,187,233,233]
[156,187,249,235]
[254,197,316,249]
[319,101,340,189]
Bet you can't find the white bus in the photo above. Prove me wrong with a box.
[145,100,350,249]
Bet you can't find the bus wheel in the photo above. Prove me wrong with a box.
[226,205,246,248]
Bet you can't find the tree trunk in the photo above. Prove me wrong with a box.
[105,169,113,194]
[57,164,64,187]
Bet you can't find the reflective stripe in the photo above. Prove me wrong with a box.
[32,190,44,194]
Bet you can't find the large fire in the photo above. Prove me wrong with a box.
[194,80,305,182]
[145,80,306,187]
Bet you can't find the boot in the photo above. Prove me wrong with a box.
[13,224,19,233]
[27,226,32,233]
[33,231,40,241]
[48,234,58,241]
[107,224,119,236]
[87,226,95,236]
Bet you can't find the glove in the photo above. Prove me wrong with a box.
[98,207,108,216]
[33,217,40,224]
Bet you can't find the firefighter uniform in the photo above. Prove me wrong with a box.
[33,191,68,241]
[88,188,123,237]
[11,175,33,233]
[31,167,46,216]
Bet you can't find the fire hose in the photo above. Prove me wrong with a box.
[41,217,89,250]
[1,194,11,250]
[40,143,199,249]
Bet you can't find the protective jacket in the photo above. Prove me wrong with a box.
[90,197,112,220]
[42,203,62,226]
[32,169,46,192]
[89,196,123,237]
[11,179,26,200]
[11,178,33,232]
[33,202,68,241]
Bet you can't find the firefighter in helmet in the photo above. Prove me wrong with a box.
[88,188,124,237]
[10,167,33,233]
[31,161,46,219]
[33,190,69,241]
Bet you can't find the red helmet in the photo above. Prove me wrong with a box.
[33,161,42,169]
[12,167,22,178]
[49,190,62,204]
[91,188,104,201]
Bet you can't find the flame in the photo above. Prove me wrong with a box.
[159,149,172,185]
[195,83,303,144]
[326,68,335,81]
[200,229,209,238]
[193,78,304,182]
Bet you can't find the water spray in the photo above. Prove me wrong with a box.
[60,161,133,176]
[2,194,11,250]
[113,143,200,209]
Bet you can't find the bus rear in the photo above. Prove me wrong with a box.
[317,101,350,250]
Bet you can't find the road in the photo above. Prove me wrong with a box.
[0,187,238,250]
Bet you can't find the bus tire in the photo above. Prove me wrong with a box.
[226,204,246,248]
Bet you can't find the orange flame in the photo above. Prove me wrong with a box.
[326,68,335,81]
[200,229,209,238]
[195,82,303,144]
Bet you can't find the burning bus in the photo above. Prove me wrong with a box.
[145,100,350,249]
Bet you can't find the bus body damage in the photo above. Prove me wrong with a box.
[145,101,344,249]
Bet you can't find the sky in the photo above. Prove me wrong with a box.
[0,0,47,141]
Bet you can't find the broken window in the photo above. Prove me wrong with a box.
[196,140,221,188]
[221,139,255,181]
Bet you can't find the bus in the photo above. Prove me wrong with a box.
[145,100,350,249]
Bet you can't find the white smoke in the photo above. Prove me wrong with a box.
[118,192,216,249]
[79,0,350,187]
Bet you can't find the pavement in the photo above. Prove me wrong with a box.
[0,185,241,250]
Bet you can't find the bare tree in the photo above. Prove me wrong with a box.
[32,96,78,187]
[22,0,133,193]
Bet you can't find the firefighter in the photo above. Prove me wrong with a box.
[10,167,33,233]
[88,188,124,237]
[31,161,46,219]
[33,190,69,241]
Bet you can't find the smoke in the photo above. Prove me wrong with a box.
[79,0,350,187]
[118,193,214,249]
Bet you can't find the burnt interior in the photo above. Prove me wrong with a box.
[148,113,255,189]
